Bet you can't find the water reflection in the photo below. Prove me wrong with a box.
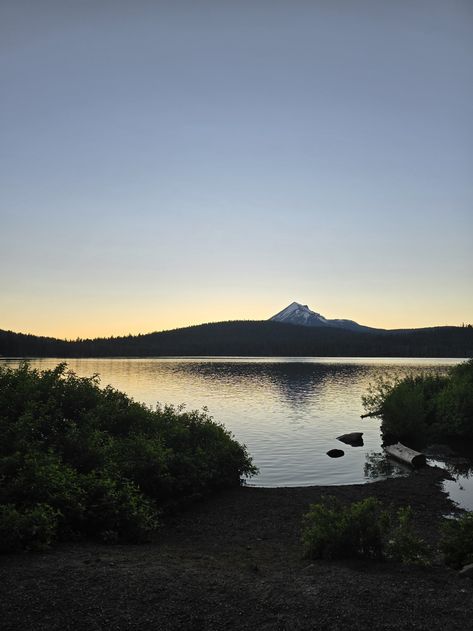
[428,457,473,511]
[364,451,411,480]
[0,357,461,489]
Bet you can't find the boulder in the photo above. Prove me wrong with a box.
[327,449,344,458]
[337,432,364,447]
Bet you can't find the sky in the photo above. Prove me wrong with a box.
[1,1,472,338]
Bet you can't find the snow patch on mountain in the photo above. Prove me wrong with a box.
[270,302,375,332]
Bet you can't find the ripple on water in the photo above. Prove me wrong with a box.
[1,357,468,497]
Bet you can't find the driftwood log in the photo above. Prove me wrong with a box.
[384,442,426,468]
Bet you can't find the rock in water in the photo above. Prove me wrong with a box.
[337,432,364,447]
[327,449,344,458]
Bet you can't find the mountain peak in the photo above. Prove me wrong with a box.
[270,302,326,326]
[270,302,374,332]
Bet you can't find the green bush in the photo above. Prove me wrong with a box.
[362,359,473,446]
[436,362,473,441]
[302,496,389,560]
[0,363,257,550]
[0,503,59,552]
[80,474,158,543]
[386,506,430,565]
[440,512,473,568]
[302,496,429,564]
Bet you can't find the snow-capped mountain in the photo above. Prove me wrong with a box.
[269,302,376,332]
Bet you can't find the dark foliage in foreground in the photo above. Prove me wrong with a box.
[362,359,473,446]
[0,363,256,550]
[301,496,429,564]
[1,320,473,358]
[440,512,473,568]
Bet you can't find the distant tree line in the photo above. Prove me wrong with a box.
[1,321,473,358]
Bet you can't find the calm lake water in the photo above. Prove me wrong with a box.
[2,357,472,508]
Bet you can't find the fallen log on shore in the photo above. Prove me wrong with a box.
[384,442,426,468]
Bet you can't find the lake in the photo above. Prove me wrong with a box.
[1,357,471,508]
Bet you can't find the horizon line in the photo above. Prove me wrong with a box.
[2,318,472,343]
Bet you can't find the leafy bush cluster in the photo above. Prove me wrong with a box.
[362,359,473,446]
[0,363,256,550]
[440,512,473,568]
[302,496,429,564]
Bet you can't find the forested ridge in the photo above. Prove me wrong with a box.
[1,321,472,357]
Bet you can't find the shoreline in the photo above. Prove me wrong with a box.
[2,466,472,631]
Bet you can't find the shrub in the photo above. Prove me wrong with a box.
[436,361,473,441]
[302,496,429,564]
[440,512,473,568]
[80,474,159,543]
[385,506,430,565]
[0,363,257,551]
[0,449,85,533]
[302,496,390,560]
[362,359,473,446]
[0,503,59,552]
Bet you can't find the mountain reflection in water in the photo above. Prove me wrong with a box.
[0,357,461,489]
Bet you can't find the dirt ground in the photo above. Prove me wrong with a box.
[1,466,472,631]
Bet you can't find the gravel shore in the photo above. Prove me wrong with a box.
[1,466,472,631]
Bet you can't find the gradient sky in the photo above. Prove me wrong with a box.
[1,1,472,338]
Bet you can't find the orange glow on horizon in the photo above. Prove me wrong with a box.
[2,297,471,340]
